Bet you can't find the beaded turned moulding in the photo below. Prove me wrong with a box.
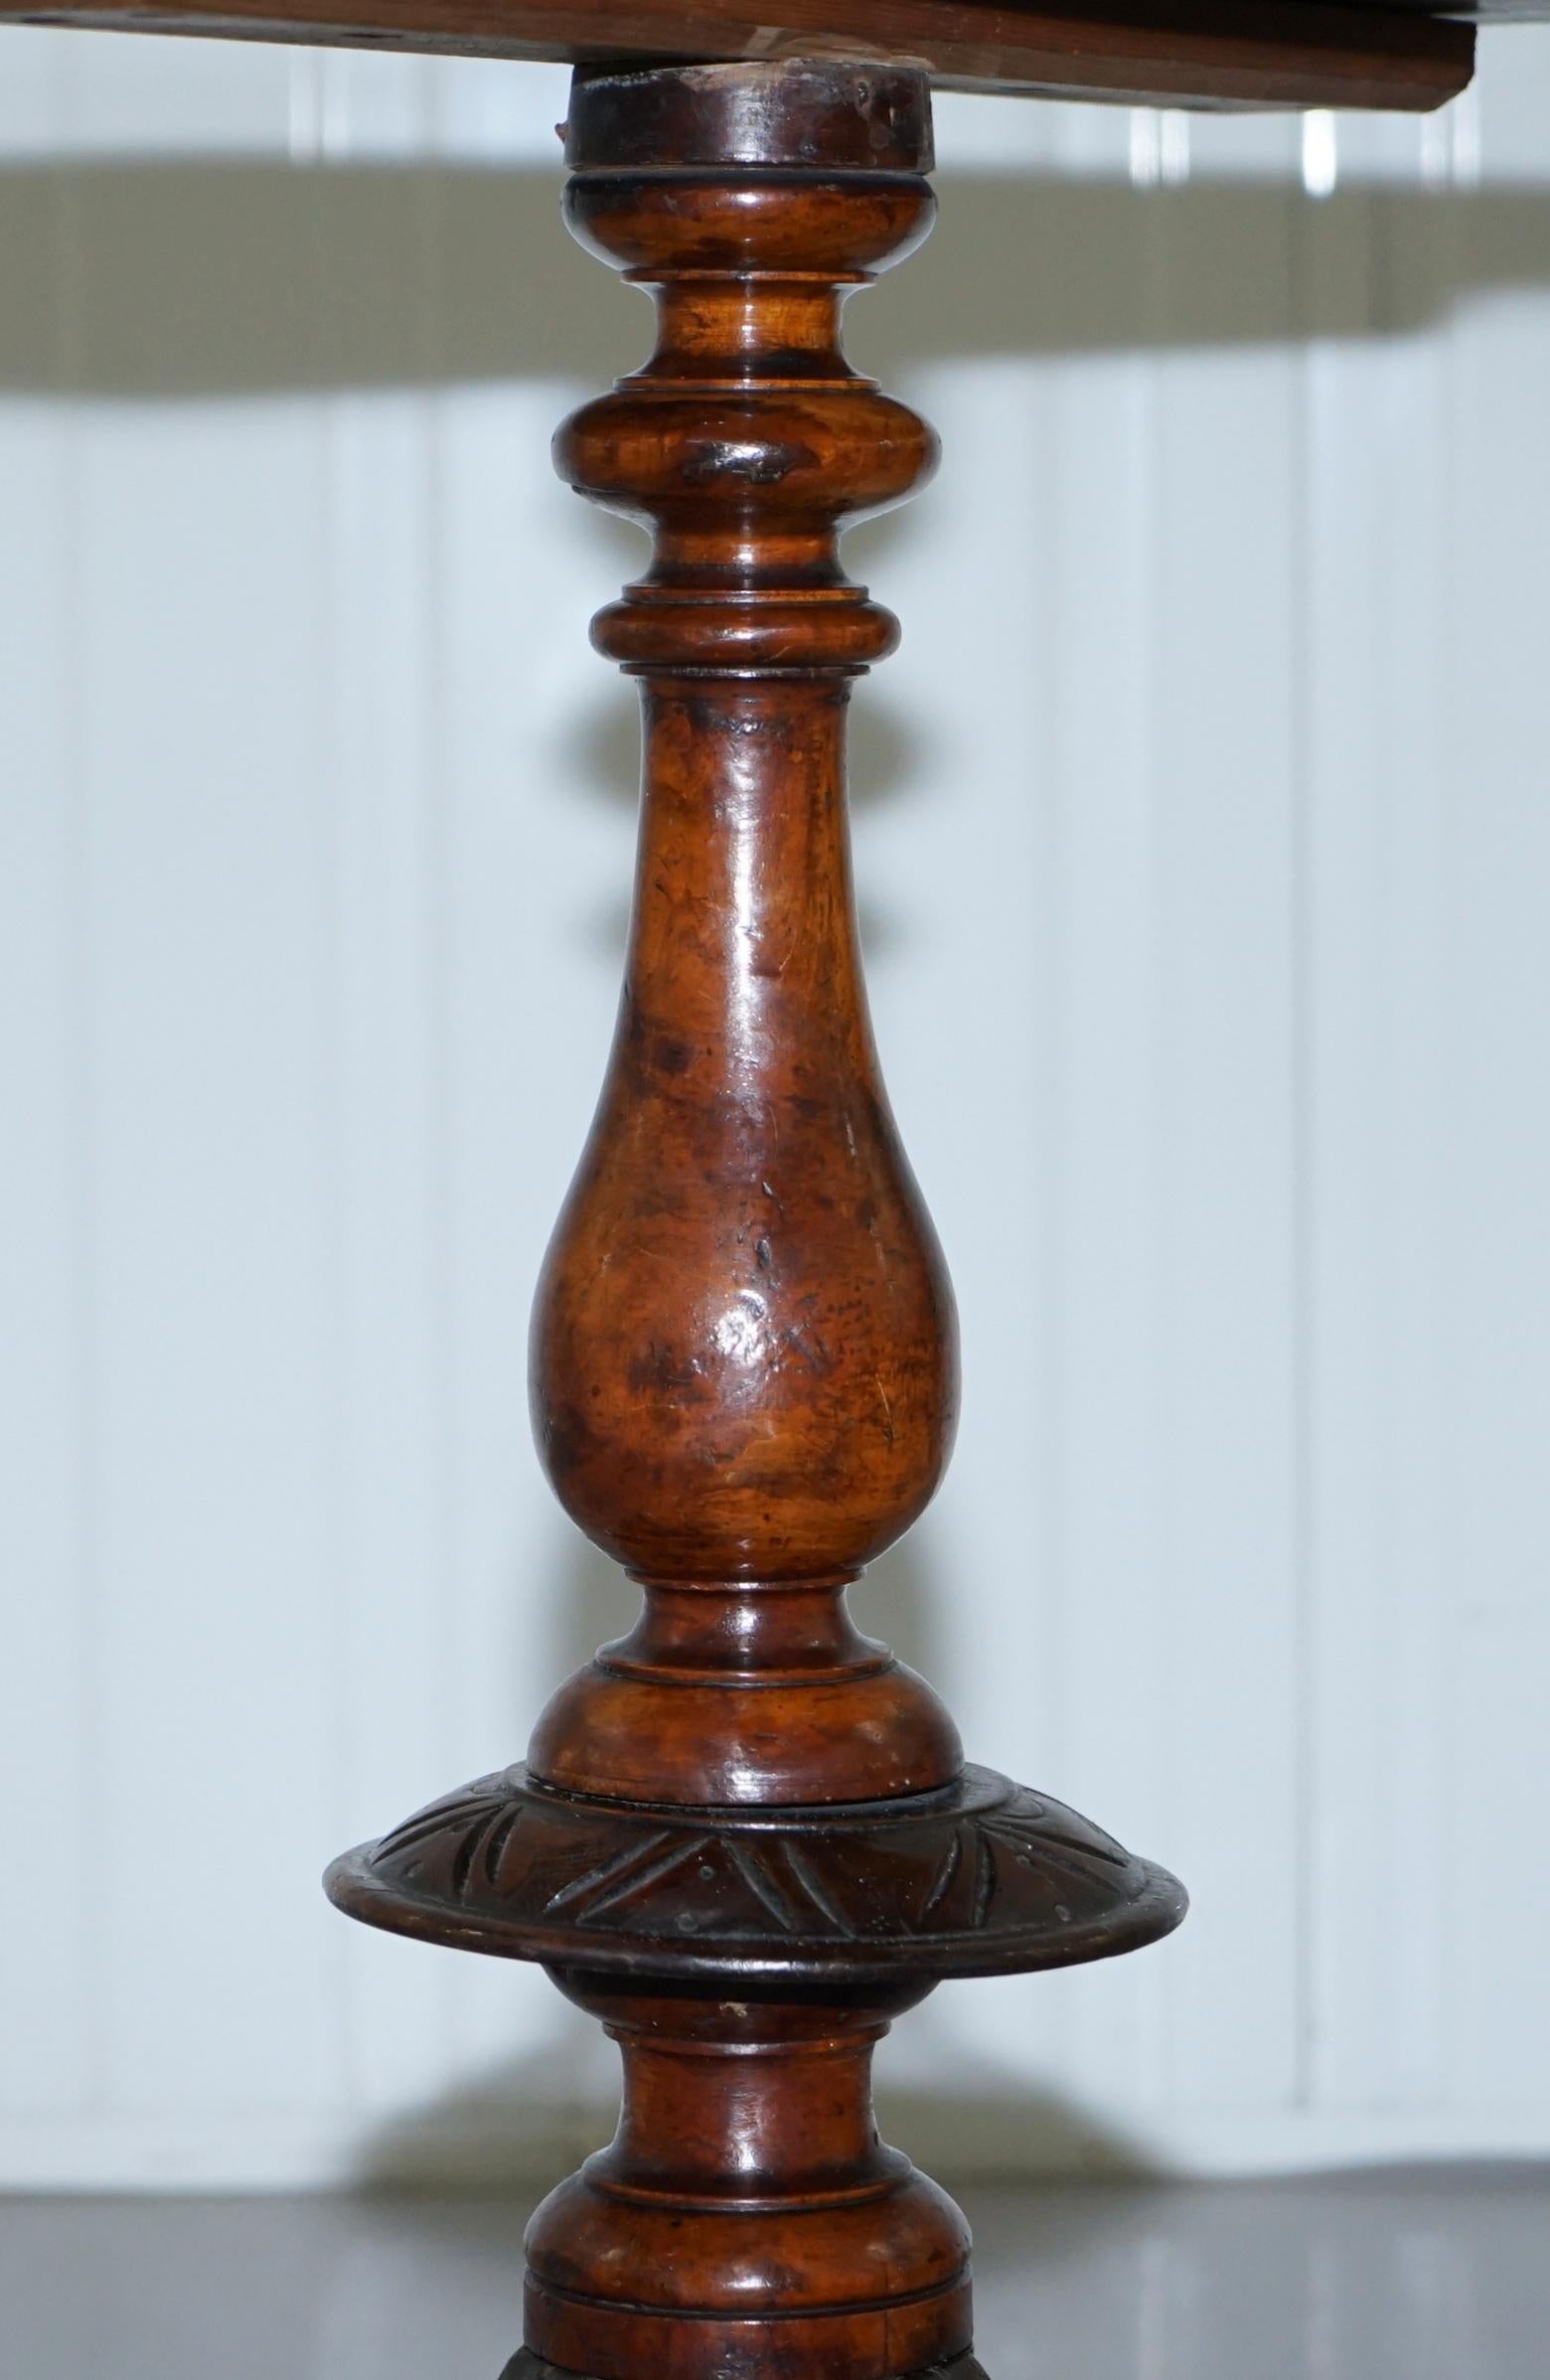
[320,56,1185,2380]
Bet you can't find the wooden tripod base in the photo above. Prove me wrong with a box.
[326,55,1184,2380]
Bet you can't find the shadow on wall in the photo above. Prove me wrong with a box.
[2,165,1550,397]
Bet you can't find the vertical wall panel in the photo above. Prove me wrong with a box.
[0,90,93,2117]
[1017,335,1172,2129]
[1147,247,1303,2117]
[78,401,340,2122]
[1444,235,1550,2112]
[324,374,464,2122]
[1301,193,1461,2115]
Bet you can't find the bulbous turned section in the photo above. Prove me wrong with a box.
[531,681,956,1582]
[527,1572,962,1806]
[530,62,958,1807]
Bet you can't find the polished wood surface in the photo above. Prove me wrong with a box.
[328,59,1183,2380]
[0,0,1475,114]
[532,61,957,1813]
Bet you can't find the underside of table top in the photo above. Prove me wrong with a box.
[0,0,1489,113]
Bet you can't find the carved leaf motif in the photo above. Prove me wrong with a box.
[376,1789,506,1867]
[917,1826,964,1924]
[970,1827,998,1928]
[543,1829,690,1921]
[777,1841,855,1939]
[353,1763,1182,1971]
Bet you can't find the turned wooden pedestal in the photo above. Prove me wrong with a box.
[10,0,1523,2324]
[323,59,1186,2380]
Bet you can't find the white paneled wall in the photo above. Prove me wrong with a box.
[3,29,1549,2189]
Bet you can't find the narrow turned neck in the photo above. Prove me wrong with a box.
[619,677,872,1118]
[603,2025,894,2203]
[639,278,857,391]
[605,1576,883,1681]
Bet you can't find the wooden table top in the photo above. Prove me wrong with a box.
[0,0,1493,113]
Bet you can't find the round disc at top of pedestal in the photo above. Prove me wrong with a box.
[325,1762,1184,1988]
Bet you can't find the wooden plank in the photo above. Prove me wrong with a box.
[0,0,1475,114]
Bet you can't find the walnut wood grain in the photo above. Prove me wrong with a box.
[0,0,1474,114]
[323,59,1185,2380]
[517,62,963,1816]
